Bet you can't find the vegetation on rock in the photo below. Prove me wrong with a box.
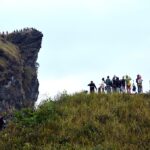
[0,28,43,114]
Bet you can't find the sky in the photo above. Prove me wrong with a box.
[1,0,150,102]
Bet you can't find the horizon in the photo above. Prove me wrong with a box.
[1,0,150,102]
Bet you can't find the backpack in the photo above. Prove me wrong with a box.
[132,85,136,92]
[106,79,112,86]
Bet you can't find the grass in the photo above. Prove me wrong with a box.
[0,38,20,62]
[0,59,7,67]
[0,92,150,150]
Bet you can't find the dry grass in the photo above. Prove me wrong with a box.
[0,38,20,62]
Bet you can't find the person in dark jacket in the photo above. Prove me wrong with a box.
[116,77,121,93]
[105,76,112,93]
[136,74,143,93]
[88,81,97,93]
[120,76,126,93]
[112,75,117,92]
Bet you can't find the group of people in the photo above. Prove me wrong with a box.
[88,74,143,94]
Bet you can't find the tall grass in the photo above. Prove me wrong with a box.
[0,93,150,150]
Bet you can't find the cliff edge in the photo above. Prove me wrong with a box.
[0,28,43,113]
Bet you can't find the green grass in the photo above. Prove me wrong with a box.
[0,93,150,150]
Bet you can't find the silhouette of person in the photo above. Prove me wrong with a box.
[88,81,97,93]
[136,74,143,93]
[120,76,126,93]
[105,76,112,93]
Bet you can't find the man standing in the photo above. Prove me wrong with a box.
[105,76,112,93]
[121,76,126,93]
[136,74,143,93]
[88,81,97,93]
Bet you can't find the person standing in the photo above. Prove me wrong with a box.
[116,77,121,93]
[98,78,105,93]
[120,76,126,93]
[125,75,131,93]
[136,74,143,93]
[105,76,112,93]
[88,81,97,93]
[112,75,117,92]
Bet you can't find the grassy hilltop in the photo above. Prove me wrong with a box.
[0,93,150,150]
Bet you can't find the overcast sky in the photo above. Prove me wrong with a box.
[1,0,150,101]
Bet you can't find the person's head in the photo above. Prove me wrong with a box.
[138,74,141,79]
[102,78,104,81]
[107,76,109,79]
[91,81,93,83]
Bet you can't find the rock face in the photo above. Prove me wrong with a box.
[0,28,43,113]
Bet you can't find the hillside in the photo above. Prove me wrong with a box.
[0,93,149,150]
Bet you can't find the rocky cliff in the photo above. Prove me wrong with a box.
[0,28,43,113]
